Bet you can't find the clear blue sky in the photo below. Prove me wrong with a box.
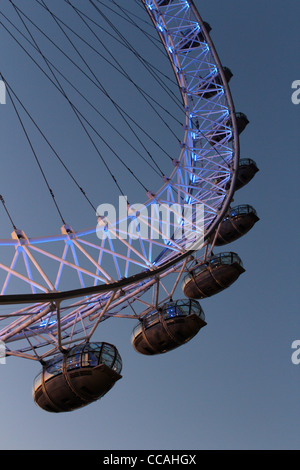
[0,0,299,450]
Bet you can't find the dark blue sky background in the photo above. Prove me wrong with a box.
[0,0,299,450]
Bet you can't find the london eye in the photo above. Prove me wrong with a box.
[0,0,259,412]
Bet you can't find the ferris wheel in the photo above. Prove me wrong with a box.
[0,0,259,412]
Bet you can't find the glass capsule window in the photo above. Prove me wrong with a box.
[239,158,256,167]
[229,205,257,218]
[44,357,63,381]
[188,300,205,320]
[101,344,116,369]
[143,311,160,328]
[166,300,189,317]
[162,303,179,320]
[132,300,205,336]
[183,252,243,285]
[113,355,122,374]
[66,348,82,370]
[64,343,122,373]
[33,372,43,391]
[33,342,122,388]
[33,356,63,390]
[209,252,243,267]
[101,343,122,375]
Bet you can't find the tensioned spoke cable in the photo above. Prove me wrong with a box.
[111,2,232,172]
[102,2,230,170]
[65,0,180,97]
[95,0,183,104]
[38,0,149,194]
[2,0,213,212]
[1,72,66,225]
[8,0,148,196]
[93,1,230,169]
[0,196,17,230]
[42,0,183,154]
[9,0,176,174]
[129,0,231,169]
[7,1,124,197]
[88,0,182,140]
[110,0,182,94]
[1,0,230,216]
[0,9,163,180]
[5,2,176,164]
[0,14,158,198]
[60,0,179,94]
[106,0,185,116]
[39,0,183,123]
[4,74,98,213]
[98,0,161,40]
[63,0,167,176]
[43,1,228,192]
[5,3,97,213]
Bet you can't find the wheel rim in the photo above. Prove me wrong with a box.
[0,0,239,360]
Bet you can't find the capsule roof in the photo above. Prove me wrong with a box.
[132,299,206,355]
[182,252,245,299]
[215,205,259,246]
[33,342,122,413]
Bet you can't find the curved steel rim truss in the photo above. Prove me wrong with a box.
[0,0,239,360]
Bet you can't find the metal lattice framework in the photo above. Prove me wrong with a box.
[0,0,239,361]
